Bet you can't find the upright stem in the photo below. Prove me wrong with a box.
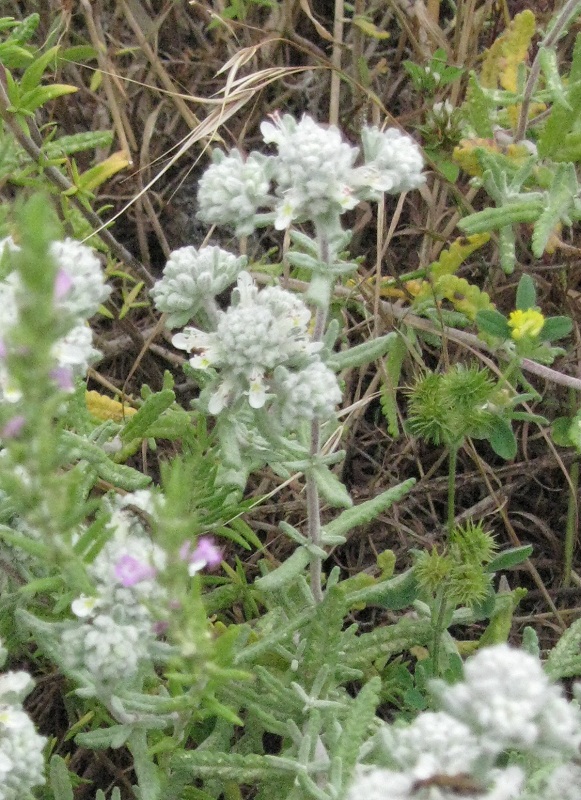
[563,386,579,587]
[305,230,332,603]
[447,446,458,538]
[307,417,324,604]
[431,586,448,678]
[564,459,579,587]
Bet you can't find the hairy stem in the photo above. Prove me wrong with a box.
[447,446,458,538]
[431,586,449,678]
[307,417,324,604]
[306,230,333,603]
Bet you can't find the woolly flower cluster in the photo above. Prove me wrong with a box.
[346,644,581,800]
[150,245,247,328]
[0,645,46,800]
[434,643,581,759]
[196,112,425,232]
[171,271,341,426]
[0,236,109,403]
[62,491,166,686]
[197,149,273,236]
[63,491,222,687]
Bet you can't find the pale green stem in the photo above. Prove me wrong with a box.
[447,445,458,538]
[431,585,449,678]
[564,459,578,588]
[308,417,324,604]
[305,230,332,603]
[197,296,221,331]
[564,387,579,587]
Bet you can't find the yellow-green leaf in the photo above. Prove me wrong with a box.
[480,10,536,91]
[75,150,130,193]
[429,233,490,279]
[352,16,390,40]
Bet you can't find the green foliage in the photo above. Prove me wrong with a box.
[1,4,581,799]
[545,617,581,679]
[403,48,464,94]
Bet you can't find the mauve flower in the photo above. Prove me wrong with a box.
[1,415,25,438]
[54,269,74,301]
[180,536,222,575]
[114,554,157,587]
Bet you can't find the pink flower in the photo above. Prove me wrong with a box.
[50,366,74,392]
[114,554,157,587]
[180,536,222,575]
[1,415,25,438]
[54,269,74,301]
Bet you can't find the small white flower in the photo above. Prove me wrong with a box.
[247,369,268,409]
[208,379,235,414]
[71,594,101,619]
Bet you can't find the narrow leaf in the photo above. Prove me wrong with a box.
[311,463,353,508]
[254,546,311,592]
[323,479,415,540]
[486,545,533,573]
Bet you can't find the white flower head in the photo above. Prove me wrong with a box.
[0,704,46,798]
[60,614,150,684]
[261,113,359,226]
[88,496,167,625]
[544,763,581,800]
[50,238,111,320]
[197,149,273,235]
[0,672,34,706]
[434,644,581,759]
[354,126,425,200]
[51,322,100,377]
[381,712,481,780]
[273,361,342,428]
[174,272,318,416]
[345,767,413,800]
[345,764,523,800]
[151,246,247,327]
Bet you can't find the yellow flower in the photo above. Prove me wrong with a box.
[507,309,545,340]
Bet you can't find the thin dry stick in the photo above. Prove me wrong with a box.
[80,0,136,157]
[121,0,202,131]
[329,0,344,125]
